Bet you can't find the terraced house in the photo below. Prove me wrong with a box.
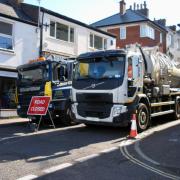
[0,0,116,117]
[91,0,167,53]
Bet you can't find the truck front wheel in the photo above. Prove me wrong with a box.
[60,108,73,126]
[136,103,150,132]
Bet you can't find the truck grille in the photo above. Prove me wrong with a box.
[76,93,113,103]
[77,103,112,119]
[19,92,43,111]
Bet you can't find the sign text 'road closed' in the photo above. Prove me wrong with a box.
[27,96,51,116]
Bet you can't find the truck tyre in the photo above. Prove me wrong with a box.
[61,108,72,126]
[174,97,180,120]
[84,123,97,128]
[136,103,150,132]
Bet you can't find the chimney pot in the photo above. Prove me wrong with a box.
[144,1,147,9]
[137,4,139,10]
[133,3,136,10]
[8,0,24,6]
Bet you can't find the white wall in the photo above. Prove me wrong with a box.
[0,13,116,70]
[0,17,39,68]
[42,13,116,57]
[167,30,180,63]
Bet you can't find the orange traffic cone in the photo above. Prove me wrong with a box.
[129,114,138,139]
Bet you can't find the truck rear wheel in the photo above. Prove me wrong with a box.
[136,103,150,132]
[174,97,180,120]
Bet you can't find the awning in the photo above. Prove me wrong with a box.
[0,70,17,78]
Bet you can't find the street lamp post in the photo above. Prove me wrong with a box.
[36,0,44,57]
[37,0,41,29]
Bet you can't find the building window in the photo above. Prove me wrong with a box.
[70,28,74,43]
[94,35,103,50]
[140,24,155,39]
[56,23,68,41]
[104,39,107,50]
[0,21,13,50]
[167,34,173,47]
[177,39,180,50]
[50,21,55,37]
[160,33,163,43]
[90,34,94,48]
[89,33,107,50]
[50,20,75,43]
[120,26,126,40]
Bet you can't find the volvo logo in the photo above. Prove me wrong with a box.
[83,82,105,90]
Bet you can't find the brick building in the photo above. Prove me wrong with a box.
[91,0,167,53]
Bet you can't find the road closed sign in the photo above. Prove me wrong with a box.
[27,96,51,116]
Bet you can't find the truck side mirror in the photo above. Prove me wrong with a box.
[59,66,65,77]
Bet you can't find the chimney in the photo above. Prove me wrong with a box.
[134,1,149,18]
[154,19,166,26]
[120,0,126,15]
[168,25,176,32]
[144,1,147,9]
[137,4,139,10]
[8,0,24,6]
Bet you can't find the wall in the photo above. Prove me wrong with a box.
[0,16,39,68]
[168,30,180,62]
[104,22,166,53]
[42,13,116,57]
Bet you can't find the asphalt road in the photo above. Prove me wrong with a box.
[0,117,180,180]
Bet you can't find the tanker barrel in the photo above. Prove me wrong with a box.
[171,66,180,78]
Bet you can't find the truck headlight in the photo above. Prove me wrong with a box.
[17,105,21,109]
[113,107,122,117]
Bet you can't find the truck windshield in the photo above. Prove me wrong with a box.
[74,56,125,80]
[18,66,48,84]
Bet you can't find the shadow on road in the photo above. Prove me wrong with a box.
[36,147,161,180]
[0,123,128,164]
[0,114,178,165]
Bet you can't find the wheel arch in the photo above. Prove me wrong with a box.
[136,94,151,114]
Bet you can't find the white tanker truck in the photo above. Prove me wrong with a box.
[71,44,180,132]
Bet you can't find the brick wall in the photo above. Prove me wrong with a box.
[108,25,166,53]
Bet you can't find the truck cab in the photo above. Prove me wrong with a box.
[71,50,144,127]
[17,58,74,125]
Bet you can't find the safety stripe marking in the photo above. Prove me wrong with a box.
[43,163,73,174]
[100,147,118,153]
[17,175,38,180]
[75,154,99,162]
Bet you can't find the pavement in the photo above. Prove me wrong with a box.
[0,118,28,125]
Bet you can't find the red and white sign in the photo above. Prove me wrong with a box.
[27,96,51,116]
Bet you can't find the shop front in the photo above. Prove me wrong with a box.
[0,69,17,117]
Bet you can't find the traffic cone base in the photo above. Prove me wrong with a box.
[129,114,138,139]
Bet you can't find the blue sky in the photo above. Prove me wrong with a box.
[24,0,179,27]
